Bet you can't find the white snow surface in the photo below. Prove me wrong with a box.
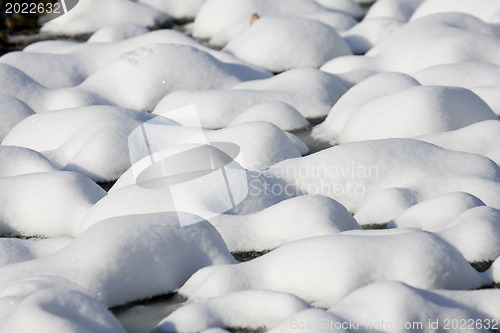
[1,0,500,330]
[0,146,57,177]
[209,195,360,252]
[223,16,352,73]
[154,68,348,128]
[0,172,105,237]
[313,73,497,144]
[2,288,127,333]
[41,0,171,35]
[265,138,500,214]
[156,290,310,332]
[0,213,235,326]
[192,0,363,46]
[180,229,487,307]
[2,106,155,182]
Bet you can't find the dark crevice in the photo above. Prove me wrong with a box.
[232,250,270,262]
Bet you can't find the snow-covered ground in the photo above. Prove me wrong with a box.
[1,0,500,332]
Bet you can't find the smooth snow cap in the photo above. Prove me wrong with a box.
[2,288,126,333]
[209,195,360,252]
[2,106,156,182]
[41,0,171,35]
[180,229,486,307]
[223,16,352,73]
[156,290,310,332]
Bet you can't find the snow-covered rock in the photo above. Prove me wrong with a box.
[2,106,155,182]
[0,64,48,112]
[413,62,500,89]
[410,0,500,24]
[0,237,72,267]
[228,102,310,131]
[223,16,352,72]
[389,192,486,232]
[341,17,404,54]
[209,195,360,252]
[0,213,235,319]
[313,73,496,144]
[329,281,500,332]
[363,0,427,21]
[0,172,106,237]
[154,68,348,128]
[192,0,362,46]
[322,13,500,74]
[139,0,205,20]
[265,138,500,214]
[437,207,500,263]
[180,229,487,307]
[87,23,150,43]
[0,146,57,177]
[78,168,294,233]
[41,0,171,35]
[2,288,127,333]
[416,120,500,165]
[156,290,310,332]
[313,72,420,144]
[0,96,35,142]
[80,44,269,111]
[338,86,496,143]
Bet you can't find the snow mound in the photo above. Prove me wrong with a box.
[0,64,48,112]
[0,96,35,142]
[41,0,171,35]
[269,309,349,333]
[341,17,404,54]
[410,0,500,24]
[313,72,420,144]
[209,195,360,252]
[192,0,363,46]
[156,290,310,332]
[364,0,427,21]
[389,192,486,232]
[353,187,420,227]
[223,16,352,73]
[0,172,106,237]
[329,281,500,332]
[0,51,96,89]
[228,102,310,131]
[80,44,268,111]
[0,213,235,315]
[414,62,500,89]
[264,138,500,214]
[472,87,500,116]
[272,281,500,332]
[80,169,294,232]
[88,23,150,43]
[313,71,496,144]
[0,237,72,267]
[180,229,486,307]
[139,0,206,20]
[2,106,155,182]
[0,146,57,177]
[9,30,246,90]
[154,68,348,128]
[322,13,500,74]
[2,288,126,333]
[437,207,500,263]
[337,85,496,143]
[417,120,500,166]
